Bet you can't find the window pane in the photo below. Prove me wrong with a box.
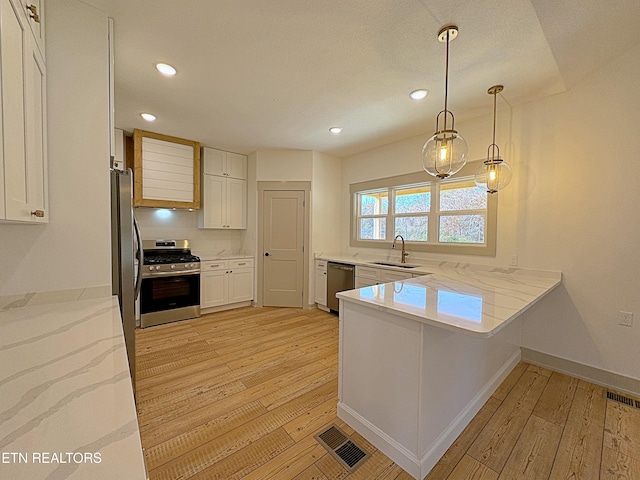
[395,185,430,214]
[395,216,428,241]
[440,180,487,211]
[439,215,485,243]
[359,217,386,240]
[359,191,388,216]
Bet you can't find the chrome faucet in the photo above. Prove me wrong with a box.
[392,235,409,263]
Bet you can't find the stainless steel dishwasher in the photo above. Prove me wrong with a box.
[327,262,355,313]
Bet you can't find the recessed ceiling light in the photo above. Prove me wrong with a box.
[140,113,156,122]
[156,63,177,76]
[410,89,428,100]
[329,127,343,134]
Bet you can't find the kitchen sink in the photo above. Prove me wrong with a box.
[370,261,419,269]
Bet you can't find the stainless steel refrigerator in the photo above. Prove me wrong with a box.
[111,168,143,393]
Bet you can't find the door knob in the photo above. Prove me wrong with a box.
[264,252,270,256]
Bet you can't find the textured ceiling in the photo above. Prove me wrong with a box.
[102,0,640,157]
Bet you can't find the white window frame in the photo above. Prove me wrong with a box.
[350,161,497,256]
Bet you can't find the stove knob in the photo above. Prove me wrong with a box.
[148,266,154,271]
[171,264,176,269]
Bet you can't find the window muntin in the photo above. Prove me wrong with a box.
[359,190,388,215]
[351,167,496,255]
[437,179,487,244]
[392,184,430,241]
[357,190,388,240]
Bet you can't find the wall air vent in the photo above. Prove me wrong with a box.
[315,424,369,472]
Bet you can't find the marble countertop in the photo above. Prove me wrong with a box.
[0,295,147,479]
[193,251,254,262]
[322,253,561,337]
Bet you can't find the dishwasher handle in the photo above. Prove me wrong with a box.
[329,263,354,272]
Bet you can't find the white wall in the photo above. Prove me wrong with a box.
[309,151,343,306]
[311,151,343,255]
[341,45,640,381]
[0,0,111,295]
[514,44,640,380]
[256,150,313,181]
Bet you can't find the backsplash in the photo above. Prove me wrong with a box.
[134,208,247,254]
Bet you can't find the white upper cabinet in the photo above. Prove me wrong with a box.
[0,0,48,223]
[199,147,247,229]
[202,147,247,180]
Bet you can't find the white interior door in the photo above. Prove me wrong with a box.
[262,190,305,307]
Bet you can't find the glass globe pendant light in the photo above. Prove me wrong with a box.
[422,26,468,179]
[475,85,512,194]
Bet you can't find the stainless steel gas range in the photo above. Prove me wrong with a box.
[140,239,201,328]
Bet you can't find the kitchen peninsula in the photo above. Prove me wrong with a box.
[335,262,561,479]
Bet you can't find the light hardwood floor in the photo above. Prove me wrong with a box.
[135,307,640,479]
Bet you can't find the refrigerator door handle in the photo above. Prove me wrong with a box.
[133,214,143,300]
[128,168,144,301]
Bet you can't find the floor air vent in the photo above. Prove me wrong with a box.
[315,424,369,472]
[607,391,640,409]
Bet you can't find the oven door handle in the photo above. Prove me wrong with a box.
[141,270,200,279]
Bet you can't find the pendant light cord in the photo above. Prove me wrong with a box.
[492,90,497,146]
[443,29,450,131]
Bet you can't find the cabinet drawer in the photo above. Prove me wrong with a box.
[316,260,327,271]
[355,265,378,280]
[230,258,253,269]
[380,270,412,282]
[355,277,377,288]
[202,260,228,271]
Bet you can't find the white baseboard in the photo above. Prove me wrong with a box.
[338,349,521,479]
[521,348,640,397]
[200,301,252,315]
[337,403,422,479]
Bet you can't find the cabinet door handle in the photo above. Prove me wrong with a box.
[30,209,45,217]
[238,262,246,266]
[264,252,270,256]
[27,5,40,23]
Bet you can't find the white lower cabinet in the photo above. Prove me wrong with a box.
[201,259,254,310]
[315,260,327,307]
[228,265,253,303]
[355,265,412,288]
